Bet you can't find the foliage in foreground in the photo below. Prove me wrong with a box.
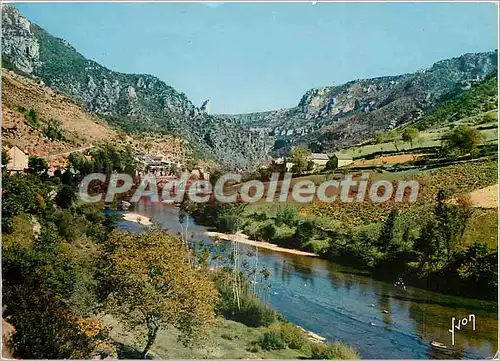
[310,342,360,359]
[2,176,111,358]
[255,322,310,351]
[97,231,219,358]
[250,322,360,359]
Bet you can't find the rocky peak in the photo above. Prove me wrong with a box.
[1,4,40,74]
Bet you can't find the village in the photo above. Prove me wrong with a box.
[3,141,355,179]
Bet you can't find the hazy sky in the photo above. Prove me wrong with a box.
[15,2,498,114]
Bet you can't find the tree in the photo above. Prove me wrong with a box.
[457,242,497,298]
[442,125,484,156]
[28,156,49,176]
[2,149,9,171]
[290,146,312,174]
[43,119,64,141]
[434,190,472,259]
[2,174,48,233]
[374,131,387,144]
[209,168,225,187]
[2,218,107,359]
[68,152,92,176]
[402,127,419,148]
[214,203,246,233]
[90,144,137,175]
[387,130,401,152]
[144,139,153,154]
[55,184,77,209]
[276,206,299,227]
[414,219,442,260]
[257,223,277,242]
[98,231,218,358]
[377,208,398,252]
[169,163,180,177]
[291,219,318,249]
[415,190,472,262]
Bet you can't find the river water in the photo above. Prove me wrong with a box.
[117,202,498,359]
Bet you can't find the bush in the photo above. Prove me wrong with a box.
[52,209,75,240]
[55,185,77,209]
[256,223,277,242]
[276,206,299,227]
[480,110,498,124]
[247,344,260,353]
[216,214,241,234]
[256,322,310,351]
[257,327,287,350]
[310,342,360,359]
[223,294,280,327]
[277,322,309,350]
[25,109,40,128]
[43,119,65,141]
[302,239,330,255]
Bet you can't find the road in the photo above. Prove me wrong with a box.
[42,144,96,159]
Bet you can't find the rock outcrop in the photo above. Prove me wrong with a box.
[227,51,497,152]
[1,4,273,169]
[2,4,496,162]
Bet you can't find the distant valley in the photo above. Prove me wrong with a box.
[1,4,497,168]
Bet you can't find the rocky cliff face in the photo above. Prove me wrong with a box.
[229,51,497,152]
[2,4,496,162]
[1,4,40,74]
[1,4,273,169]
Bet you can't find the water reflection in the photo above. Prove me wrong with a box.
[377,288,392,329]
[117,203,498,359]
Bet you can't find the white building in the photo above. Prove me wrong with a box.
[330,153,354,168]
[6,146,29,173]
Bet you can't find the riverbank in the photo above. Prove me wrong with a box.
[122,212,153,226]
[122,203,499,359]
[205,231,319,257]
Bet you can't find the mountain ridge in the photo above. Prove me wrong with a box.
[224,50,497,153]
[1,4,273,170]
[2,4,497,163]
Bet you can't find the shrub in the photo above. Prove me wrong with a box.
[55,185,77,209]
[25,108,40,128]
[442,125,484,156]
[256,223,277,242]
[225,295,280,327]
[302,238,330,255]
[216,214,241,234]
[256,322,309,351]
[257,328,287,350]
[43,119,65,141]
[277,322,309,350]
[276,206,299,227]
[310,342,360,359]
[481,110,498,124]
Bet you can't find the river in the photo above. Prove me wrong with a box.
[117,202,498,359]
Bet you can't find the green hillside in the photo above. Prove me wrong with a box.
[414,73,498,130]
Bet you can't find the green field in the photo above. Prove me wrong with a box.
[336,111,498,159]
